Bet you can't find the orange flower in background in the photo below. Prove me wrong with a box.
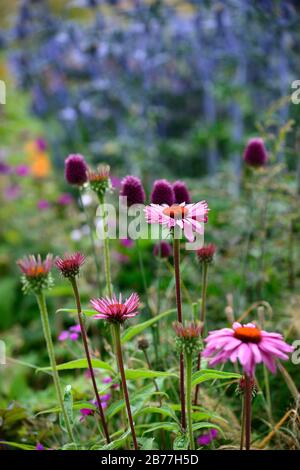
[24,138,52,178]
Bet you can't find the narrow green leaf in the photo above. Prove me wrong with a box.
[191,369,241,387]
[125,369,177,380]
[0,441,36,450]
[35,401,95,417]
[37,358,115,374]
[143,422,178,434]
[121,308,176,344]
[192,422,223,434]
[56,308,96,317]
[135,405,179,423]
[101,429,132,450]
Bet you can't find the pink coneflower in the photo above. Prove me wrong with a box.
[17,254,53,278]
[243,138,268,167]
[196,243,216,264]
[17,254,54,294]
[120,175,146,207]
[203,322,293,377]
[91,293,140,323]
[173,181,191,204]
[64,154,88,186]
[55,252,85,279]
[144,201,208,242]
[151,179,174,206]
[36,137,47,151]
[88,164,111,199]
[4,184,21,200]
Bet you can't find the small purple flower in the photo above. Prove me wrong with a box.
[15,164,30,177]
[65,154,88,186]
[151,179,174,206]
[58,324,81,342]
[173,180,191,204]
[111,176,122,189]
[36,443,45,450]
[4,184,21,200]
[120,238,134,248]
[0,162,11,174]
[36,138,47,151]
[37,199,51,210]
[102,376,112,384]
[197,429,218,447]
[57,193,73,206]
[120,175,146,207]
[58,330,69,342]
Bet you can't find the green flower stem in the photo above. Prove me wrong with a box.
[36,292,75,443]
[142,348,162,407]
[185,352,194,450]
[173,236,186,431]
[244,374,252,450]
[99,197,113,297]
[112,323,138,450]
[194,262,209,405]
[240,395,246,450]
[78,190,102,295]
[136,239,159,365]
[70,277,110,444]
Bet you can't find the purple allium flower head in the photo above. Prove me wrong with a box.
[37,199,51,210]
[57,193,73,206]
[173,180,191,204]
[120,175,146,207]
[151,179,174,206]
[15,164,30,177]
[243,138,268,167]
[153,241,172,259]
[64,154,88,186]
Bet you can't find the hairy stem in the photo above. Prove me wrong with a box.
[113,323,138,450]
[173,236,186,431]
[245,374,252,450]
[186,353,194,450]
[70,277,110,444]
[36,293,75,442]
[99,197,113,297]
[194,262,208,405]
[78,191,102,295]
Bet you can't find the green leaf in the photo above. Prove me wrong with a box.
[173,433,189,450]
[125,369,177,380]
[143,422,178,434]
[35,401,95,417]
[191,369,241,387]
[101,429,132,450]
[56,308,96,317]
[121,308,176,344]
[192,422,223,434]
[37,358,115,374]
[135,405,179,423]
[138,437,158,450]
[0,441,36,450]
